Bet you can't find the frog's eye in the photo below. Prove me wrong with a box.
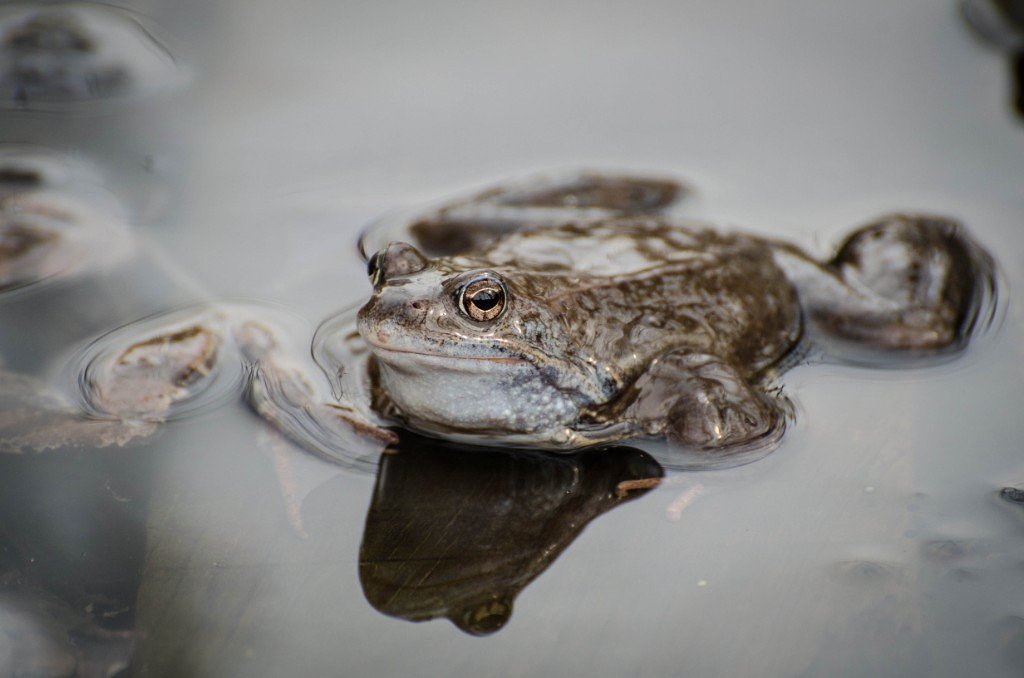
[459,277,507,322]
[367,251,384,286]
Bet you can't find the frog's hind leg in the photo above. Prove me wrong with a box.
[470,171,686,214]
[367,172,688,258]
[622,353,788,454]
[777,214,995,353]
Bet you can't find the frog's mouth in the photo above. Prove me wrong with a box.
[366,340,533,368]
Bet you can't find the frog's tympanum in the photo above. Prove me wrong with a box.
[358,436,663,635]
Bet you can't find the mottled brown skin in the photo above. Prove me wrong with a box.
[355,173,993,454]
[359,216,800,451]
[479,220,800,381]
[404,172,684,257]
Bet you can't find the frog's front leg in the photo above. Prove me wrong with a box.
[624,352,787,450]
[233,321,398,464]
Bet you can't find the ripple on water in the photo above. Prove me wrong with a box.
[66,303,309,422]
[67,301,319,435]
[920,537,992,564]
[69,307,242,423]
[831,559,902,585]
[311,302,367,403]
[0,2,184,108]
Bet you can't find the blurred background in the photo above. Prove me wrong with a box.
[1,1,1023,676]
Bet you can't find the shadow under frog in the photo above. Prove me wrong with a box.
[357,435,664,636]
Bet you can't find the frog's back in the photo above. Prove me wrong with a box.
[477,218,801,381]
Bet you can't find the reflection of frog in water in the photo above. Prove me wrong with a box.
[358,436,663,635]
[0,172,996,466]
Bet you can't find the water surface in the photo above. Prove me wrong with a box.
[1,1,1023,676]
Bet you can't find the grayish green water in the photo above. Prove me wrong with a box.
[1,1,1023,676]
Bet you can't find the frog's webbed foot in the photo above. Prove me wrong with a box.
[625,353,786,451]
[1,317,230,454]
[86,323,221,420]
[365,172,688,258]
[777,214,996,353]
[234,321,398,464]
[0,371,157,453]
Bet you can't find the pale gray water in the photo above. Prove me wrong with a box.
[1,1,1023,676]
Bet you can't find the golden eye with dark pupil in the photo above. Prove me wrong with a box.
[460,279,506,322]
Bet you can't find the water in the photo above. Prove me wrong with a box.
[2,1,1024,676]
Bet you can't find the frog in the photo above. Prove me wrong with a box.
[1,171,994,468]
[338,172,995,455]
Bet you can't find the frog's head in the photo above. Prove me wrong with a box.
[356,242,610,439]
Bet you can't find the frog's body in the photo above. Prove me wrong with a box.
[360,218,803,449]
[351,174,993,453]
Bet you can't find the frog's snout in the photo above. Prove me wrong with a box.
[357,282,431,345]
[367,242,428,289]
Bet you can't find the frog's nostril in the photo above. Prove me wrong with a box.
[410,300,426,312]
